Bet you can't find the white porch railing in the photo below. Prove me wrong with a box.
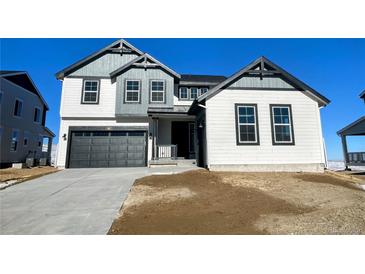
[155,145,178,159]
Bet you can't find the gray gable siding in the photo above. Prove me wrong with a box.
[228,75,295,89]
[115,68,174,116]
[69,53,139,77]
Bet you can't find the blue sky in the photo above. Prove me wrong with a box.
[1,38,364,160]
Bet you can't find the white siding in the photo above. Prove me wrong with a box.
[173,95,193,106]
[205,89,325,167]
[56,118,151,168]
[60,78,116,118]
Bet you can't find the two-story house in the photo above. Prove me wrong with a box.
[56,39,330,172]
[0,71,55,167]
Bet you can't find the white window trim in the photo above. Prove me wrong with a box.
[82,80,99,104]
[125,80,141,103]
[179,87,189,100]
[34,107,41,124]
[189,87,199,100]
[13,98,23,118]
[199,88,208,97]
[150,80,165,103]
[272,106,293,144]
[10,129,19,152]
[237,105,258,144]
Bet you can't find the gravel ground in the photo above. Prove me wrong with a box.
[0,166,58,182]
[108,170,365,235]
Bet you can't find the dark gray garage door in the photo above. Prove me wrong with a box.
[68,131,147,168]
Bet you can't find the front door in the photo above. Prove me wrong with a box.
[171,121,195,159]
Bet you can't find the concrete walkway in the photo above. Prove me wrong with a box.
[0,166,198,235]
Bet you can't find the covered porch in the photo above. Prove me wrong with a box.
[148,107,197,165]
[337,116,365,170]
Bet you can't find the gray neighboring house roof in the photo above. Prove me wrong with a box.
[0,71,50,110]
[110,53,180,79]
[55,39,144,80]
[197,56,330,107]
[337,116,365,136]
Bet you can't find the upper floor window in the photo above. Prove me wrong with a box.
[270,105,295,145]
[34,107,41,123]
[190,87,198,100]
[10,130,19,151]
[150,80,165,103]
[23,132,29,146]
[235,104,259,145]
[125,80,140,103]
[179,87,188,100]
[14,99,23,117]
[200,88,208,96]
[82,80,99,104]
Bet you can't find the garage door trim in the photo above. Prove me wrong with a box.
[65,126,149,168]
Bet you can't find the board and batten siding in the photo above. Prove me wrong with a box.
[60,78,116,118]
[205,89,325,171]
[115,68,175,116]
[229,75,295,89]
[68,53,139,77]
[56,118,152,168]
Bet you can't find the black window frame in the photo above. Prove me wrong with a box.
[10,129,19,152]
[149,80,165,103]
[124,79,141,103]
[13,99,23,117]
[81,79,100,104]
[270,104,295,146]
[33,107,41,123]
[235,103,260,146]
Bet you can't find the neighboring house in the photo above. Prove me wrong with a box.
[337,91,365,169]
[55,39,330,172]
[0,71,55,167]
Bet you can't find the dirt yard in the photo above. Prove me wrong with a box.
[0,166,58,182]
[108,170,365,235]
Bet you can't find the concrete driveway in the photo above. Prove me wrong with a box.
[0,166,198,235]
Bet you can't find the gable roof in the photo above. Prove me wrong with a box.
[55,39,144,80]
[110,53,180,79]
[337,116,365,136]
[0,71,49,110]
[360,90,365,99]
[197,56,330,107]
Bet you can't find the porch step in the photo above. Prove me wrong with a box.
[149,159,197,168]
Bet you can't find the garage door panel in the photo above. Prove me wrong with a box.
[109,145,128,152]
[68,130,146,168]
[92,139,110,145]
[109,152,128,160]
[109,160,127,167]
[91,146,109,152]
[110,137,128,144]
[70,153,89,160]
[90,160,108,168]
[127,159,145,167]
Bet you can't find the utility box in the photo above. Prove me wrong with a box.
[26,158,35,168]
[39,158,48,166]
